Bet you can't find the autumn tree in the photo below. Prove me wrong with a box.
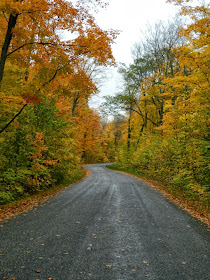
[103,19,183,152]
[100,114,125,161]
[0,0,118,203]
[0,0,116,84]
[0,0,117,135]
[109,1,209,211]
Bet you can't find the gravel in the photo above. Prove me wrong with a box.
[0,163,209,280]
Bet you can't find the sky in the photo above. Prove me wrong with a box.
[89,0,180,109]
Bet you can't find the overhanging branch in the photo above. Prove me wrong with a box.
[0,103,27,134]
[6,42,90,57]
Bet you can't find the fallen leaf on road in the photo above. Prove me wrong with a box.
[143,260,148,264]
[105,265,112,268]
[181,262,187,265]
[11,278,16,280]
[3,277,9,279]
[35,270,41,273]
[25,251,31,253]
[132,269,136,271]
[48,278,53,280]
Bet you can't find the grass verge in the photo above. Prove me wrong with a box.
[0,167,88,223]
[107,164,209,227]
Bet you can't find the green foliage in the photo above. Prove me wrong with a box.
[0,96,81,204]
[0,168,26,204]
[0,191,14,204]
[113,132,209,208]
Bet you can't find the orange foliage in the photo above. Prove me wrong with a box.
[31,132,48,171]
[21,92,41,104]
[0,0,117,73]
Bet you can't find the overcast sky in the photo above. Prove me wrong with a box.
[90,0,180,109]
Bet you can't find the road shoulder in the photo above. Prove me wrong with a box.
[0,167,90,223]
[106,165,209,227]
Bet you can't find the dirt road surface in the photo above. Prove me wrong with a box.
[0,164,209,279]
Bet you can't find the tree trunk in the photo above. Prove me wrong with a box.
[0,13,18,87]
[72,96,79,117]
[137,122,145,145]
[127,106,132,151]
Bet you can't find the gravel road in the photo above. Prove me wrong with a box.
[0,164,209,280]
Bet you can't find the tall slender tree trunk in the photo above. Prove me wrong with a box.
[72,96,79,117]
[136,122,145,145]
[0,13,18,87]
[127,106,132,151]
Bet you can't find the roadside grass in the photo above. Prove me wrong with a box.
[0,167,87,223]
[107,164,210,226]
